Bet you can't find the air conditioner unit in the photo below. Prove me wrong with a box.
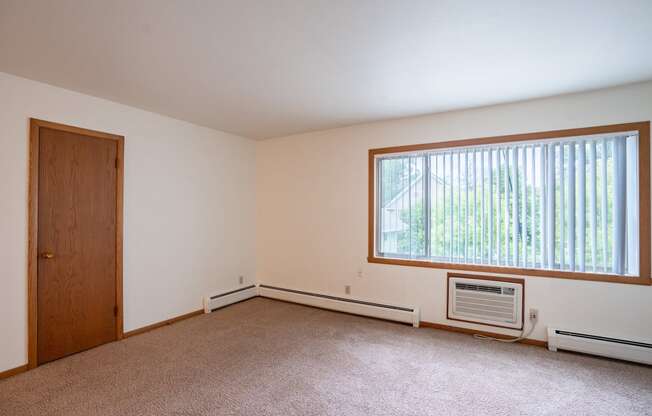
[448,274,523,330]
[547,327,652,365]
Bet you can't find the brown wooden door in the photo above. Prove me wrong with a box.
[37,127,118,364]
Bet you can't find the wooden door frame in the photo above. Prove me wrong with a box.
[27,118,124,369]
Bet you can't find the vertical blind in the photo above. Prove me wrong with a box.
[377,132,639,276]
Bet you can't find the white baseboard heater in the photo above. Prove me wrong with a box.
[203,285,258,313]
[548,327,652,365]
[258,284,420,327]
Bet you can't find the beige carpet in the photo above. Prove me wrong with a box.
[1,297,651,416]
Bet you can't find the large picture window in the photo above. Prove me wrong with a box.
[368,122,651,285]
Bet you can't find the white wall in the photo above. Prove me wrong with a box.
[0,72,256,373]
[2,72,650,374]
[256,81,652,343]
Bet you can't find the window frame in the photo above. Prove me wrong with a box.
[368,121,651,285]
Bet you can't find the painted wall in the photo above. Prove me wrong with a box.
[2,71,651,374]
[0,72,256,372]
[256,81,652,343]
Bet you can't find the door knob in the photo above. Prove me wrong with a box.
[40,252,55,259]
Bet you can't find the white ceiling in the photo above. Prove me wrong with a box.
[1,1,651,140]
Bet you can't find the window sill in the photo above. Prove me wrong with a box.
[367,255,652,286]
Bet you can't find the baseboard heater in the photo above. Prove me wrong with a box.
[258,284,420,327]
[203,285,257,313]
[547,327,652,365]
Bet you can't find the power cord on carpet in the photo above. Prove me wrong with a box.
[473,314,539,343]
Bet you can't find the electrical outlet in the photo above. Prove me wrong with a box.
[529,308,538,321]
[238,275,244,285]
[345,285,351,295]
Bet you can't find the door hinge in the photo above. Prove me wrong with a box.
[113,305,118,316]
[115,158,119,169]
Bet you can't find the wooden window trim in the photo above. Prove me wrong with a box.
[27,118,125,369]
[367,121,652,286]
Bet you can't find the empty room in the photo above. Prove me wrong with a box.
[1,1,651,415]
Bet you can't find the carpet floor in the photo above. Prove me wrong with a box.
[1,297,651,416]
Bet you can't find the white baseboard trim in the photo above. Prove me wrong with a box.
[257,284,420,327]
[203,285,258,313]
[547,327,652,365]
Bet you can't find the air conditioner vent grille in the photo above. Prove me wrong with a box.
[455,282,502,294]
